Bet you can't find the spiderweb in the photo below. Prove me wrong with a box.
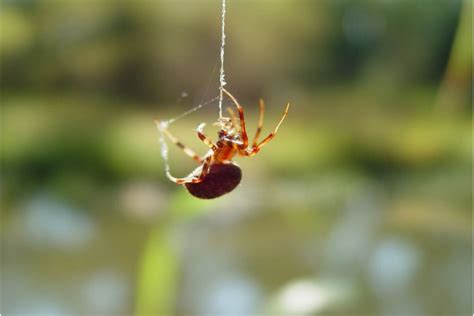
[156,0,228,181]
[218,0,227,119]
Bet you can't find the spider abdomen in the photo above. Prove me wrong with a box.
[185,162,242,199]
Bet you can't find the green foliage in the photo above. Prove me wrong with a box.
[135,227,178,316]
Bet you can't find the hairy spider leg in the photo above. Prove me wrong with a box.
[165,155,213,184]
[196,123,218,151]
[246,102,290,156]
[253,98,265,147]
[154,120,202,163]
[222,88,248,148]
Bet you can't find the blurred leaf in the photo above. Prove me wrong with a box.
[435,0,472,113]
[135,228,178,316]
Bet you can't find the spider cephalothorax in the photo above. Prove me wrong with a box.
[156,88,290,199]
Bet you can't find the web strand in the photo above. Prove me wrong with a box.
[218,0,227,119]
[156,95,219,181]
[164,96,219,125]
[157,121,172,179]
[157,0,229,181]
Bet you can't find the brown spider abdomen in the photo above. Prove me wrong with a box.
[185,163,242,199]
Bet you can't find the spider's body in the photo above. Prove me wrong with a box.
[185,162,241,199]
[156,88,289,199]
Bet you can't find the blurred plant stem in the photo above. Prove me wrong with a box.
[435,0,471,114]
[134,226,178,316]
[134,190,215,316]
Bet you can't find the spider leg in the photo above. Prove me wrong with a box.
[226,107,239,131]
[154,120,202,163]
[196,123,218,151]
[165,155,213,184]
[165,172,198,185]
[252,98,265,147]
[222,88,248,148]
[197,155,213,180]
[244,103,290,157]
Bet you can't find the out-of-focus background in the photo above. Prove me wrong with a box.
[1,0,471,315]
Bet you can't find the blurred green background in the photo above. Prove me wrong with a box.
[1,0,471,315]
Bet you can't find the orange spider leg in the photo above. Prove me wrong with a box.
[252,98,265,147]
[245,102,290,157]
[196,123,218,151]
[222,88,248,148]
[165,173,197,185]
[154,120,202,163]
[165,155,213,184]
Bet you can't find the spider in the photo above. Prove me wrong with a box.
[156,88,290,199]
